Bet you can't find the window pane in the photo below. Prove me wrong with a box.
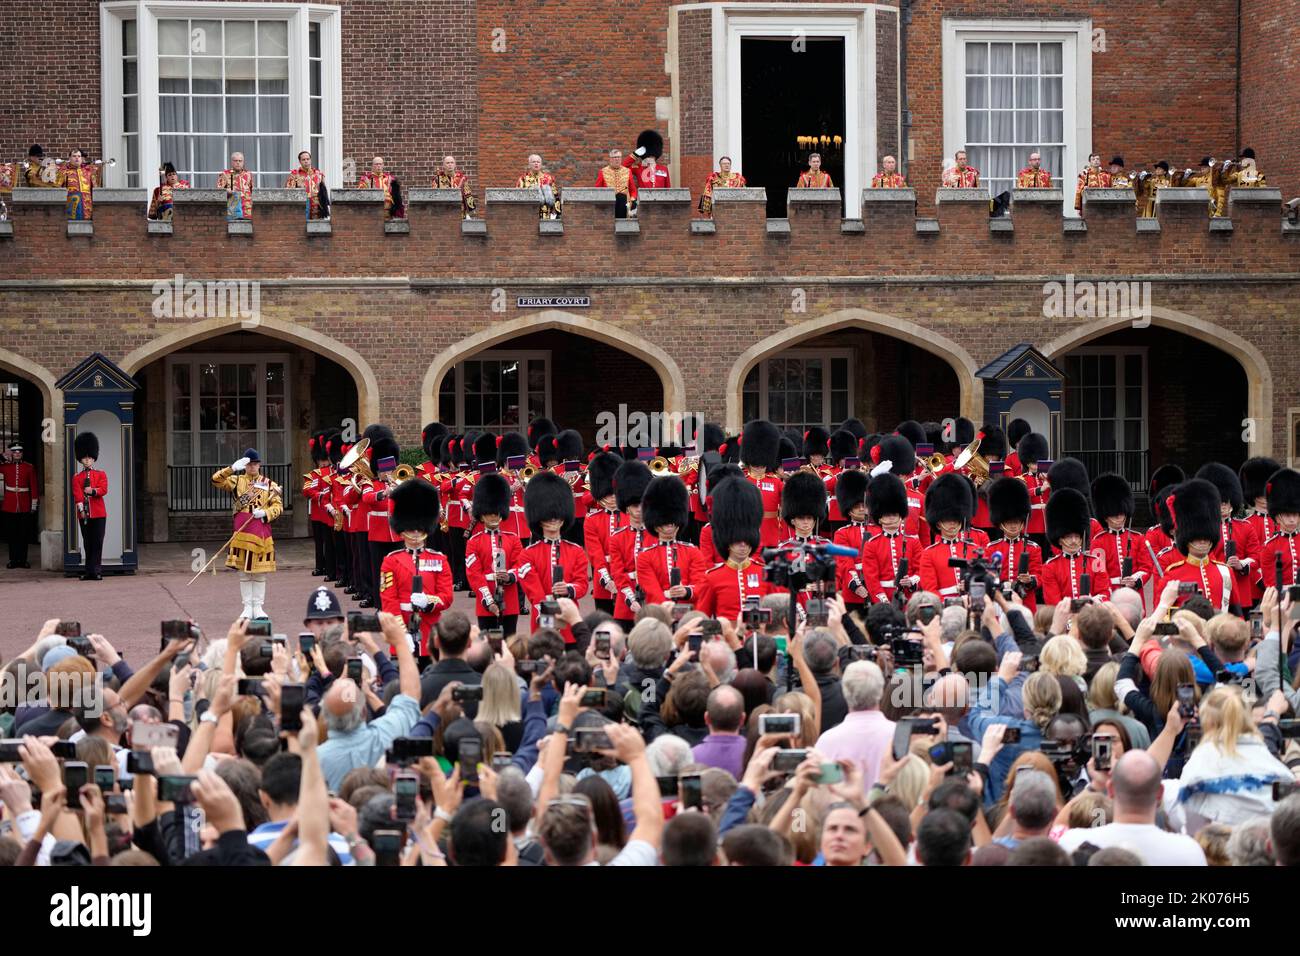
[220,363,237,393]
[1015,76,1038,109]
[159,56,189,94]
[1100,356,1116,386]
[830,392,848,424]
[192,56,221,94]
[264,432,285,463]
[124,59,138,96]
[1041,43,1063,73]
[743,393,759,423]
[1065,420,1080,449]
[527,361,547,392]
[1043,77,1063,109]
[260,136,291,176]
[124,98,139,135]
[199,364,218,395]
[966,111,988,142]
[1015,43,1038,74]
[238,364,256,393]
[1083,421,1098,450]
[196,137,226,176]
[259,21,289,57]
[225,57,256,95]
[310,98,322,136]
[309,22,322,58]
[159,98,189,133]
[768,393,785,423]
[483,394,501,429]
[1015,111,1037,143]
[1125,387,1142,417]
[259,56,289,94]
[172,438,192,466]
[158,19,189,56]
[992,110,1014,141]
[266,399,284,431]
[124,18,137,57]
[831,357,847,389]
[464,362,481,394]
[1042,111,1064,142]
[990,43,1013,73]
[966,75,987,109]
[310,61,322,97]
[226,21,255,56]
[744,365,759,390]
[1100,389,1116,418]
[192,96,223,133]
[172,398,191,432]
[1083,389,1098,418]
[191,20,222,56]
[228,97,256,133]
[199,397,219,429]
[965,42,987,74]
[266,363,284,395]
[199,433,219,463]
[805,359,822,392]
[1125,353,1143,385]
[1099,419,1116,449]
[991,76,1012,108]
[1124,420,1142,449]
[171,362,191,398]
[237,397,255,429]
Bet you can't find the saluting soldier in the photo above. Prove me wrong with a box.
[212,447,283,619]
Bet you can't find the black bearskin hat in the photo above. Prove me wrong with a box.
[1017,432,1049,469]
[1047,458,1091,499]
[496,431,531,467]
[524,470,575,536]
[835,469,870,519]
[472,472,512,520]
[1266,468,1300,518]
[1152,484,1177,536]
[781,471,828,523]
[1195,462,1243,513]
[556,429,584,462]
[987,476,1030,527]
[867,472,909,523]
[1148,464,1185,499]
[535,433,560,465]
[636,129,664,159]
[861,433,881,463]
[389,478,440,535]
[369,435,400,471]
[953,417,976,447]
[308,429,329,464]
[1240,457,1282,505]
[777,435,798,466]
[829,429,858,464]
[642,475,689,532]
[587,451,623,501]
[925,473,973,527]
[741,420,782,471]
[718,436,741,464]
[1006,418,1032,451]
[1172,478,1222,554]
[614,459,653,512]
[422,422,448,461]
[437,434,454,468]
[325,430,344,467]
[1091,473,1134,520]
[711,477,762,557]
[802,426,830,459]
[895,420,926,448]
[362,423,394,446]
[1046,488,1091,547]
[696,422,725,454]
[527,418,558,452]
[74,431,99,462]
[473,432,498,466]
[976,425,1006,461]
[923,421,946,454]
[872,434,915,476]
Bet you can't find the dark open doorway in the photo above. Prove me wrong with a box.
[740,36,847,217]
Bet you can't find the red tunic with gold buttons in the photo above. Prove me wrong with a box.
[698,558,773,620]
[1211,516,1260,610]
[517,537,590,641]
[918,533,992,599]
[1093,528,1155,603]
[862,530,923,605]
[379,547,454,655]
[361,479,403,544]
[1041,551,1112,606]
[833,520,874,607]
[609,526,658,620]
[1,460,39,514]
[1246,512,1276,598]
[1024,471,1048,535]
[745,468,784,548]
[1157,556,1232,614]
[985,535,1043,611]
[635,540,707,605]
[464,528,523,615]
[1258,531,1300,590]
[584,506,626,601]
[70,467,107,519]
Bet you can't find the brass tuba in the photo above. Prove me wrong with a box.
[339,437,375,484]
[953,436,989,484]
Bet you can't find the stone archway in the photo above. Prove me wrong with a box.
[723,308,982,432]
[0,347,63,549]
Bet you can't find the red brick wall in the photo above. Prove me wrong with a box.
[1240,0,1300,200]
[677,8,714,197]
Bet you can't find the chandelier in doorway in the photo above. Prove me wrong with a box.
[795,134,843,155]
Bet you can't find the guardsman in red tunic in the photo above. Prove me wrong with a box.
[464,473,523,635]
[969,426,1007,535]
[802,427,832,478]
[698,477,773,621]
[1041,489,1110,606]
[361,435,405,609]
[1240,457,1283,600]
[823,428,860,526]
[443,436,475,589]
[832,470,872,610]
[740,420,785,549]
[1258,469,1300,590]
[303,430,334,577]
[70,433,108,580]
[683,423,725,538]
[489,432,532,543]
[546,430,588,545]
[636,477,706,604]
[1145,464,1184,560]
[695,462,745,565]
[624,130,672,191]
[583,452,626,615]
[1,441,39,569]
[325,436,351,589]
[871,433,929,546]
[1046,458,1105,548]
[1156,479,1232,614]
[1015,432,1051,545]
[379,479,454,656]
[984,476,1043,611]
[609,460,657,625]
[1196,462,1260,612]
[526,419,558,471]
[862,473,923,607]
[517,472,589,644]
[918,473,987,600]
[1091,473,1154,610]
[1002,419,1031,476]
[777,470,834,609]
[416,423,449,557]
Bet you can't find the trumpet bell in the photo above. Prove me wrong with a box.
[519,464,538,482]
[648,456,672,476]
[392,463,416,483]
[924,452,948,475]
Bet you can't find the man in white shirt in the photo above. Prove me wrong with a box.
[1057,751,1207,865]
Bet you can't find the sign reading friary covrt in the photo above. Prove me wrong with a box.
[516,296,591,308]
